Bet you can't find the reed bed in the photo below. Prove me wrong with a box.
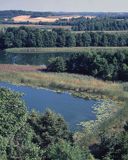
[0,71,127,101]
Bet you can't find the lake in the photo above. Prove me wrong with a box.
[0,51,71,65]
[0,82,98,130]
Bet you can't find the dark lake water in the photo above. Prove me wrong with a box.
[0,51,71,65]
[0,82,98,130]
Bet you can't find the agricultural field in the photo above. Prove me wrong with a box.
[12,15,95,23]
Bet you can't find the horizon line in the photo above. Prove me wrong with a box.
[0,9,128,13]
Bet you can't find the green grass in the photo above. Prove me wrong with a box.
[5,47,128,54]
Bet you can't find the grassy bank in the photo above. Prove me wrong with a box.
[5,47,128,54]
[0,71,127,102]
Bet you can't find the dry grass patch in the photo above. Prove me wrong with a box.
[0,64,46,72]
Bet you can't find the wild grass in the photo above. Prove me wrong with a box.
[0,71,127,102]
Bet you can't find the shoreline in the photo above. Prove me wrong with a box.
[0,70,126,102]
[0,70,127,139]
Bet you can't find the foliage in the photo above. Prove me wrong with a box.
[0,87,27,139]
[48,51,128,81]
[0,88,85,160]
[6,124,42,160]
[47,140,94,160]
[71,17,128,31]
[28,109,73,149]
[47,57,67,72]
[0,88,43,159]
[1,27,128,49]
[96,122,128,160]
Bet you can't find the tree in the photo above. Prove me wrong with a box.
[28,109,73,149]
[120,63,128,81]
[0,88,27,159]
[82,33,91,47]
[65,32,76,47]
[26,31,37,47]
[96,122,128,160]
[0,31,5,49]
[54,29,66,47]
[47,57,67,72]
[47,140,94,160]
[34,29,43,47]
[3,32,14,48]
[6,124,42,160]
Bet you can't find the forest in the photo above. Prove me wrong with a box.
[0,27,128,49]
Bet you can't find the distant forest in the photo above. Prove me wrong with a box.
[62,18,128,31]
[1,11,128,31]
[0,10,128,18]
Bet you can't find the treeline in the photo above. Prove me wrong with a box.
[0,10,55,19]
[0,27,128,49]
[47,51,128,81]
[1,10,128,19]
[55,17,128,31]
[71,18,128,31]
